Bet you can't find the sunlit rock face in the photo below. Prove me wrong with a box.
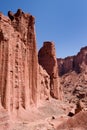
[0,8,87,130]
[0,9,38,112]
[0,9,64,130]
[0,9,62,116]
[38,41,62,100]
[57,46,87,107]
[57,46,87,76]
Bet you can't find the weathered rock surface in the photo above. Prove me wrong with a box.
[58,46,87,76]
[58,47,87,107]
[37,65,50,101]
[0,9,63,130]
[74,46,87,73]
[0,9,38,112]
[38,42,62,99]
[56,111,87,130]
[1,8,87,130]
[58,56,74,76]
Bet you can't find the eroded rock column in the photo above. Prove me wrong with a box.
[38,41,62,99]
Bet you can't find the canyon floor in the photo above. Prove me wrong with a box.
[0,98,75,130]
[1,98,87,130]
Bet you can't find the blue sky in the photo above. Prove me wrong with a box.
[0,0,87,58]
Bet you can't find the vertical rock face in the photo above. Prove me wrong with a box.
[58,46,87,107]
[0,9,38,112]
[58,56,74,76]
[57,46,87,76]
[37,65,50,101]
[38,42,61,99]
[74,46,87,73]
[0,9,62,116]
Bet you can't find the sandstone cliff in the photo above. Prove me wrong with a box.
[0,9,38,112]
[0,9,62,118]
[58,46,87,107]
[0,9,87,130]
[58,46,87,76]
[58,56,74,76]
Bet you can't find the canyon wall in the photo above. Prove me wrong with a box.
[58,46,87,106]
[0,9,62,115]
[57,46,87,76]
[0,9,38,112]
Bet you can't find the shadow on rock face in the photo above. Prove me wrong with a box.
[8,11,14,21]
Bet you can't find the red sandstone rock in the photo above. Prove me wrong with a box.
[58,56,74,76]
[74,46,87,73]
[58,47,87,108]
[0,8,87,130]
[37,65,50,101]
[0,9,62,120]
[57,46,87,76]
[38,41,62,99]
[0,9,38,113]
[56,111,87,130]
